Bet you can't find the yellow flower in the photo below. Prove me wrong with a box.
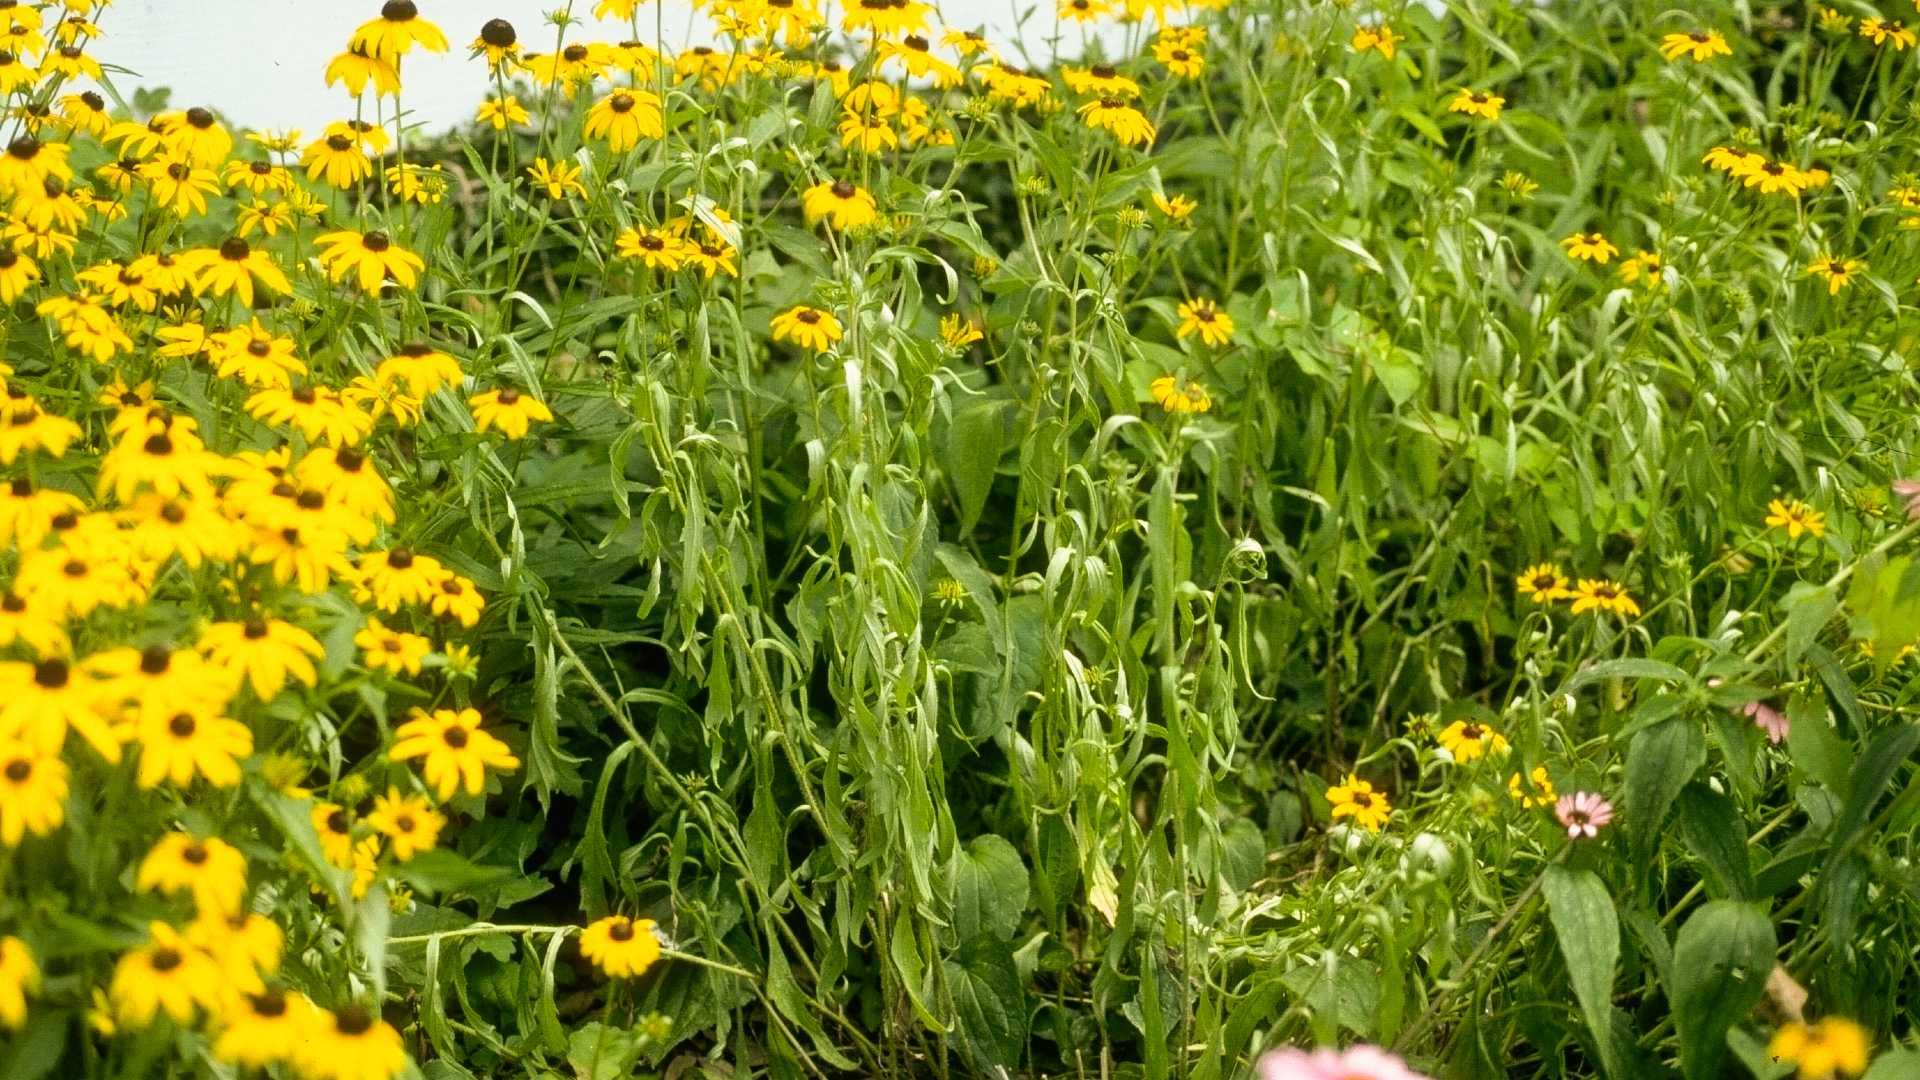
[1768,1017,1871,1079]
[1617,250,1666,288]
[1514,562,1571,603]
[1150,374,1212,414]
[137,832,249,916]
[389,707,521,801]
[771,305,845,352]
[1508,766,1556,808]
[0,738,65,844]
[476,95,529,130]
[802,179,879,230]
[1808,255,1863,295]
[1326,773,1391,832]
[1078,99,1156,147]
[579,915,663,978]
[297,1003,410,1080]
[1659,30,1732,62]
[1743,159,1809,196]
[1560,231,1619,264]
[939,313,984,348]
[1766,498,1827,539]
[197,618,325,701]
[134,701,254,790]
[527,157,586,200]
[1860,17,1917,50]
[314,229,426,294]
[356,617,432,676]
[1153,192,1197,221]
[110,922,220,1027]
[212,986,316,1070]
[1175,298,1235,347]
[1569,579,1641,618]
[1436,719,1510,763]
[348,0,449,61]
[0,936,35,1029]
[366,785,445,861]
[1448,88,1504,121]
[584,89,665,153]
[469,386,555,439]
[1351,23,1402,59]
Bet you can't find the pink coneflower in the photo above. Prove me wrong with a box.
[1893,479,1920,520]
[1556,792,1614,840]
[1257,1045,1434,1080]
[1743,700,1789,745]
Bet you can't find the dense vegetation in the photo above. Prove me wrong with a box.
[0,0,1918,1077]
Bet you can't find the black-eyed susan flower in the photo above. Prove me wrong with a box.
[1569,578,1640,617]
[428,572,486,627]
[526,156,585,199]
[134,702,253,790]
[366,785,444,860]
[1152,39,1204,78]
[1768,1017,1870,1079]
[1326,774,1391,832]
[684,239,739,278]
[0,248,39,301]
[0,937,34,1029]
[579,915,663,978]
[390,707,520,800]
[137,832,249,915]
[182,236,291,305]
[470,17,520,72]
[1742,158,1809,196]
[211,986,315,1070]
[1447,88,1504,121]
[802,179,878,230]
[1860,17,1916,50]
[1508,766,1555,808]
[55,89,110,137]
[1078,98,1156,147]
[1659,29,1732,61]
[880,35,962,87]
[584,89,664,153]
[1617,250,1666,288]
[838,111,898,154]
[1808,255,1862,295]
[0,136,72,197]
[980,63,1053,107]
[314,229,426,293]
[0,656,125,760]
[1175,298,1234,347]
[0,738,64,844]
[197,617,324,700]
[1560,231,1619,264]
[300,132,373,189]
[1437,719,1510,763]
[1150,374,1211,414]
[1766,497,1827,538]
[296,1003,410,1080]
[841,0,930,35]
[771,305,844,352]
[350,0,449,61]
[615,226,690,271]
[475,94,529,130]
[1515,562,1570,603]
[469,386,555,439]
[109,922,220,1027]
[1351,23,1402,59]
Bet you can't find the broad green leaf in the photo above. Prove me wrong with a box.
[1541,866,1621,1077]
[1675,783,1754,899]
[944,942,1028,1072]
[1671,901,1776,1079]
[1624,717,1706,857]
[948,834,1030,944]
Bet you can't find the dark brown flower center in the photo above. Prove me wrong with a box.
[33,658,67,688]
[480,18,516,47]
[608,918,634,941]
[141,645,172,674]
[831,180,856,198]
[3,759,29,782]
[381,0,418,21]
[150,947,182,972]
[170,713,197,737]
[362,231,391,252]
[220,236,251,260]
[611,92,635,113]
[335,1004,375,1036]
[444,726,469,748]
[249,988,289,1017]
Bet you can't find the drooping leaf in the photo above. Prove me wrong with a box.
[1541,865,1622,1077]
[1670,901,1776,1079]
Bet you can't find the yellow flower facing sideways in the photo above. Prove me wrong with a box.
[1326,773,1391,832]
[1659,29,1732,62]
[1436,719,1510,763]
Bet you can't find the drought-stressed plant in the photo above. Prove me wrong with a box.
[1,0,1920,1077]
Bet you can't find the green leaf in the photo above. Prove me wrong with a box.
[1541,866,1621,1077]
[1675,783,1754,900]
[1670,901,1776,1079]
[944,941,1028,1072]
[1624,717,1706,857]
[566,1021,646,1080]
[942,399,1005,533]
[1862,1050,1920,1080]
[1782,582,1838,667]
[948,835,1029,944]
[1786,693,1852,796]
[394,850,515,897]
[1565,658,1690,691]
[1830,723,1920,855]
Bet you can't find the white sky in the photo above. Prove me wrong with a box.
[97,0,1090,134]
